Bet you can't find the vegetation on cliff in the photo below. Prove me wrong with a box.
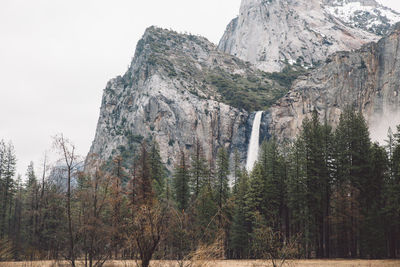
[127,27,307,112]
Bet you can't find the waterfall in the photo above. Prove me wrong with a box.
[246,111,263,172]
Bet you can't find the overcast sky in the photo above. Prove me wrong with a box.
[1,0,400,176]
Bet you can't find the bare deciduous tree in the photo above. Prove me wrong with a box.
[125,142,171,267]
[127,202,170,267]
[53,134,80,267]
[180,231,225,267]
[78,160,112,267]
[251,214,300,267]
[0,238,13,261]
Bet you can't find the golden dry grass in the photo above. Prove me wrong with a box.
[0,259,400,267]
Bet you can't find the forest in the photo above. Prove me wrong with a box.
[0,108,400,267]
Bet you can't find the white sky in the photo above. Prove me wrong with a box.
[0,0,399,176]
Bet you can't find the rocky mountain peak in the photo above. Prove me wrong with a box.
[133,26,215,64]
[89,27,288,171]
[266,21,400,142]
[218,0,400,72]
[89,5,400,176]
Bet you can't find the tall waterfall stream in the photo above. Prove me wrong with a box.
[246,111,263,172]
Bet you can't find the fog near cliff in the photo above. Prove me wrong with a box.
[369,108,400,145]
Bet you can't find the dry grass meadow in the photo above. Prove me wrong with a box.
[1,259,400,267]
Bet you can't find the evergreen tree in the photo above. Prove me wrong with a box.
[302,110,332,257]
[173,151,190,211]
[134,142,154,205]
[384,125,400,258]
[25,162,39,256]
[215,147,230,212]
[287,137,308,254]
[332,107,372,258]
[360,143,387,258]
[0,140,5,200]
[193,182,218,244]
[321,120,334,258]
[10,175,23,260]
[190,140,208,198]
[0,141,16,239]
[258,139,287,231]
[285,110,333,258]
[230,169,250,259]
[245,163,264,229]
[232,150,241,194]
[149,141,165,198]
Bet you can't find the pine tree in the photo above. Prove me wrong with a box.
[232,150,241,194]
[190,140,208,198]
[0,141,5,209]
[149,141,165,198]
[34,167,66,259]
[384,125,400,258]
[10,175,23,260]
[134,142,154,205]
[230,169,250,259]
[287,137,308,253]
[258,139,287,231]
[0,141,16,240]
[173,151,190,211]
[360,143,387,258]
[215,147,230,212]
[245,163,264,229]
[286,110,333,258]
[193,182,218,244]
[332,107,372,258]
[25,162,39,258]
[321,120,334,258]
[303,111,333,257]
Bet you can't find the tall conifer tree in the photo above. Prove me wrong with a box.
[173,151,190,211]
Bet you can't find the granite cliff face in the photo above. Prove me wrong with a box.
[266,24,400,142]
[89,27,277,170]
[219,0,400,72]
[89,1,400,171]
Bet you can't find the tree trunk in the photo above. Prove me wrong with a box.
[141,253,151,267]
[67,168,75,267]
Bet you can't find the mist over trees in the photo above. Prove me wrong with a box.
[1,108,400,265]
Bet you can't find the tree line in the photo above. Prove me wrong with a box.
[0,108,400,266]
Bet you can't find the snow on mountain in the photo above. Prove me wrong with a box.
[324,0,400,35]
[219,0,400,72]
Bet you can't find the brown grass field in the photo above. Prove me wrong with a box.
[1,260,400,267]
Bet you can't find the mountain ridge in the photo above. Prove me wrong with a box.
[88,1,400,171]
[265,22,400,142]
[89,26,279,170]
[218,0,400,72]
